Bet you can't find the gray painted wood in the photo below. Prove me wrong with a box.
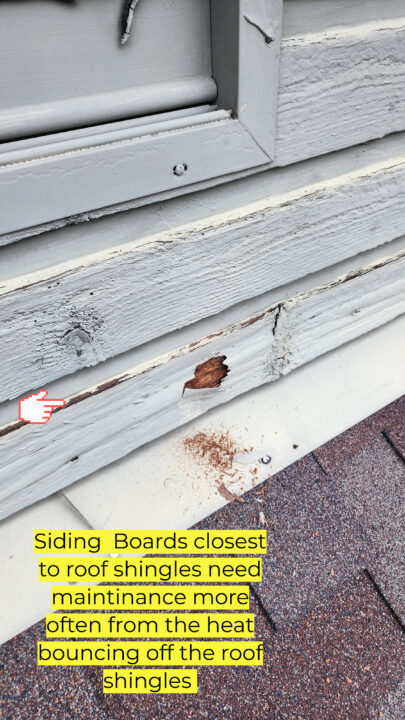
[0,0,284,235]
[1,15,403,241]
[0,133,403,403]
[0,117,268,235]
[0,241,404,520]
[0,0,403,520]
[0,77,217,142]
[282,0,405,35]
[238,0,283,158]
[275,18,405,166]
[0,0,212,140]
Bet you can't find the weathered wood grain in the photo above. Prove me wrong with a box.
[275,19,405,166]
[0,243,404,520]
[282,0,405,37]
[0,135,404,403]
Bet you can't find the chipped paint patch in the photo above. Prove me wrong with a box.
[183,356,229,396]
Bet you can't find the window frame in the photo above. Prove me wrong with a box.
[0,0,282,237]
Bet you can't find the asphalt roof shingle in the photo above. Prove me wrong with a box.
[329,434,405,627]
[379,679,405,720]
[0,620,110,720]
[96,576,405,720]
[0,395,404,720]
[313,396,405,473]
[196,454,370,628]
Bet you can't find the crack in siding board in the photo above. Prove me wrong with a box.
[294,249,405,304]
[272,303,283,336]
[0,420,25,439]
[239,311,267,329]
[63,375,130,409]
[0,376,131,440]
[266,301,292,378]
[2,251,403,440]
[3,266,86,296]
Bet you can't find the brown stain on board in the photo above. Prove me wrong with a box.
[182,356,229,396]
[63,375,129,409]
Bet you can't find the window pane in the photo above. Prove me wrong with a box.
[0,0,213,140]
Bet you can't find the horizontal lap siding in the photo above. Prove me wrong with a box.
[0,242,404,519]
[0,134,403,403]
[282,0,405,36]
[276,19,405,166]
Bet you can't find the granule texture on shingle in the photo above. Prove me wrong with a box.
[97,576,405,720]
[196,454,369,626]
[252,455,373,627]
[79,591,275,720]
[267,573,405,720]
[313,397,405,473]
[0,620,111,720]
[329,433,405,626]
[382,396,405,461]
[1,398,405,720]
[378,679,405,720]
[314,416,381,474]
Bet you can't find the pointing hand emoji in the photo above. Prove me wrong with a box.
[19,390,65,425]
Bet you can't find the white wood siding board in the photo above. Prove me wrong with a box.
[275,19,405,166]
[0,164,276,248]
[1,18,404,243]
[2,131,402,272]
[282,0,405,37]
[0,146,404,403]
[1,233,404,432]
[0,247,404,520]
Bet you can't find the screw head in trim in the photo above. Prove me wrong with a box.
[260,455,272,465]
[173,163,188,176]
